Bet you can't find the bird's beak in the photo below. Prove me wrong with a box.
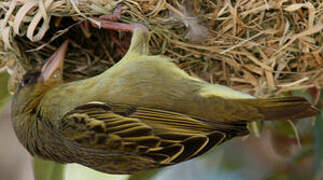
[40,41,68,82]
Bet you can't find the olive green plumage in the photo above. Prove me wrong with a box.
[11,29,319,174]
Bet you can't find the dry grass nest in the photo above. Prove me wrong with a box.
[0,0,322,97]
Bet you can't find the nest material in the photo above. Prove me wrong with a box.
[0,0,322,96]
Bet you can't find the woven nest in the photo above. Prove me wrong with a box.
[0,0,322,96]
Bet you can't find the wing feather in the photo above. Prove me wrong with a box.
[59,102,247,165]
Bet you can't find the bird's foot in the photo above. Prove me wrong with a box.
[99,4,122,21]
[91,5,147,32]
[93,20,147,32]
[90,4,149,56]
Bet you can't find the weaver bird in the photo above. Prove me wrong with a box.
[12,27,319,174]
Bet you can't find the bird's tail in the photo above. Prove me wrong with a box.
[236,96,320,121]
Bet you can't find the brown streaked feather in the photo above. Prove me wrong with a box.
[59,102,248,167]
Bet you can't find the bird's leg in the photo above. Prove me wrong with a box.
[90,5,149,57]
[94,21,147,32]
[99,4,122,21]
[91,5,147,32]
[80,5,147,38]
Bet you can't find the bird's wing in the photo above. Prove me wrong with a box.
[59,102,247,165]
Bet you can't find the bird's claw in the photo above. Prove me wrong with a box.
[90,4,147,32]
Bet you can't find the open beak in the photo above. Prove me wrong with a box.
[40,40,68,82]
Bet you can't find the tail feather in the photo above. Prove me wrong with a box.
[238,96,320,121]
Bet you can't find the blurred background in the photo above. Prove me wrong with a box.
[1,71,322,180]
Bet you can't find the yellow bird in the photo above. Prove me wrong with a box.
[12,28,319,174]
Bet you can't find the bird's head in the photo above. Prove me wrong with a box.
[12,41,68,121]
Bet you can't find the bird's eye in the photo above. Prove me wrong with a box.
[21,78,32,87]
[20,71,41,88]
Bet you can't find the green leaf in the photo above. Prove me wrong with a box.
[33,158,66,180]
[313,111,323,180]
